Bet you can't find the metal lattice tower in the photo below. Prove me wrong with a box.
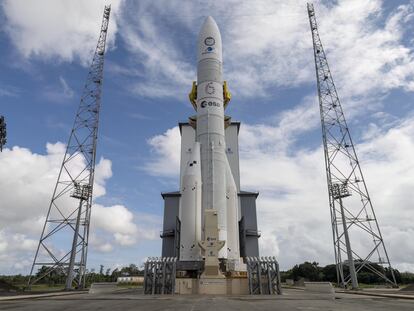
[307,3,397,288]
[28,5,111,290]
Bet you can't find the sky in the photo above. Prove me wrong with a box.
[0,0,414,275]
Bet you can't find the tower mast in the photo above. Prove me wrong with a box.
[307,3,397,288]
[28,5,111,290]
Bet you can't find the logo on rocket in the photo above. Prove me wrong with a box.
[205,82,215,95]
[204,37,215,46]
[200,100,220,108]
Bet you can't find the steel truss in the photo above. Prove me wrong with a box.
[27,5,111,290]
[307,3,397,288]
[144,257,177,295]
[246,257,282,295]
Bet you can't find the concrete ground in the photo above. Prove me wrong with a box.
[0,288,413,310]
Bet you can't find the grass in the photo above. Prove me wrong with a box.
[27,284,65,292]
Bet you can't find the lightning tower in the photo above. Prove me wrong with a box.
[28,5,111,290]
[307,3,397,288]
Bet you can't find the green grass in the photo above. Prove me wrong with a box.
[29,284,65,291]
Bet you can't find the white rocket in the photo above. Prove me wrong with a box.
[179,16,240,262]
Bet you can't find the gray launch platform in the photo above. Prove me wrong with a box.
[3,288,414,311]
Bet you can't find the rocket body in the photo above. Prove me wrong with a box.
[196,17,227,258]
[196,17,239,260]
[179,16,240,262]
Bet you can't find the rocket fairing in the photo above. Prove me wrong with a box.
[179,16,240,261]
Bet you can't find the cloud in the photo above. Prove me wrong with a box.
[144,109,414,272]
[93,204,138,239]
[59,76,74,98]
[142,126,181,177]
[131,0,414,267]
[244,114,414,272]
[115,2,195,99]
[0,85,20,97]
[0,142,158,274]
[43,76,76,103]
[239,95,320,154]
[316,1,414,97]
[1,0,123,64]
[110,0,414,102]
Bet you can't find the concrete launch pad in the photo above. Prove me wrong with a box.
[1,288,414,311]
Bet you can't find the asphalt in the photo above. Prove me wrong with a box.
[0,288,413,310]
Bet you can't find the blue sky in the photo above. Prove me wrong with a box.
[1,0,414,275]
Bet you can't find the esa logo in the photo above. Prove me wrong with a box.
[200,100,220,108]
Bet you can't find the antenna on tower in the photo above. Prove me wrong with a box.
[307,3,397,289]
[27,5,111,290]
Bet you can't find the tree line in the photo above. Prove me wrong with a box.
[1,261,414,289]
[281,261,414,285]
[0,264,144,289]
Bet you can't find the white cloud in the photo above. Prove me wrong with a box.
[0,85,20,97]
[93,204,137,236]
[89,234,114,253]
[317,0,414,97]
[43,76,76,103]
[244,114,414,272]
[116,4,195,99]
[94,157,113,197]
[91,204,159,248]
[239,95,319,154]
[114,233,136,246]
[59,76,74,98]
[1,0,123,64]
[97,243,114,253]
[144,111,414,272]
[0,142,158,274]
[110,0,414,102]
[142,126,181,177]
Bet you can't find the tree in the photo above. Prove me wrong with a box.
[321,264,337,282]
[290,262,322,281]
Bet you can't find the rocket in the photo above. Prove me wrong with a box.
[179,16,240,262]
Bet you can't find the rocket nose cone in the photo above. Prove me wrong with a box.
[203,16,218,28]
[199,16,220,36]
[198,16,222,62]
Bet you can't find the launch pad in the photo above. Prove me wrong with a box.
[143,16,281,296]
[3,288,414,311]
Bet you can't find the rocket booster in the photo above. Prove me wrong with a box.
[179,142,202,260]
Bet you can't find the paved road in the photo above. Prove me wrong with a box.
[0,288,413,310]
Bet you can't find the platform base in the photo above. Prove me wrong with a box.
[175,277,249,295]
